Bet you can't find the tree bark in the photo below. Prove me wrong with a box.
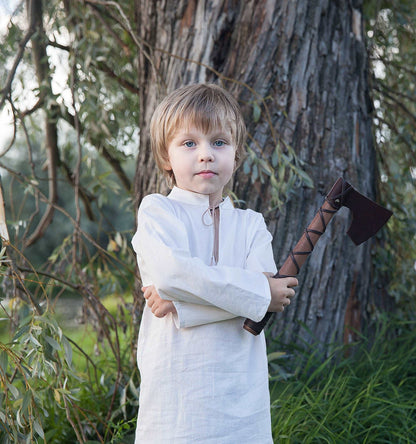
[133,0,387,353]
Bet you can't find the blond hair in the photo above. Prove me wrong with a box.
[150,84,246,185]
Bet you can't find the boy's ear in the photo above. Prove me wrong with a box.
[163,161,172,171]
[161,155,172,171]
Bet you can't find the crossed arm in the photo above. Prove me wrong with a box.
[134,196,298,327]
[143,274,298,319]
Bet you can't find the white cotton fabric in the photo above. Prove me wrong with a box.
[132,187,277,444]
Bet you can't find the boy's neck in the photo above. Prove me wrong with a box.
[209,195,223,208]
[170,186,224,208]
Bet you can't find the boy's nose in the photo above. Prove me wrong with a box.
[198,143,214,162]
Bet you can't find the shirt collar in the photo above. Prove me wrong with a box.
[168,187,233,209]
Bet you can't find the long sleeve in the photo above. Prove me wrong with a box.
[132,194,274,323]
[171,302,236,328]
[172,212,277,328]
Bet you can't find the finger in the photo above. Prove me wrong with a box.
[154,302,170,317]
[278,302,286,312]
[287,288,296,298]
[142,285,155,297]
[153,308,167,318]
[144,287,156,300]
[279,298,291,311]
[287,277,298,288]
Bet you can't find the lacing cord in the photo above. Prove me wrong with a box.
[202,205,220,265]
[276,181,351,278]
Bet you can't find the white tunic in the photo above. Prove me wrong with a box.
[132,187,277,444]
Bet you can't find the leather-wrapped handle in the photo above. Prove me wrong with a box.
[243,178,349,335]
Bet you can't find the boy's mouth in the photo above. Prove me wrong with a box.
[196,170,217,178]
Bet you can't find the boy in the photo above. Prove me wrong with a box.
[132,84,297,443]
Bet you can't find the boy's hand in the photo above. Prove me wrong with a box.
[265,273,298,312]
[142,285,177,318]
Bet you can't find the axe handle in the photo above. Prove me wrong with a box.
[243,178,348,336]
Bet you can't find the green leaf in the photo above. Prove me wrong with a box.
[267,351,287,362]
[29,334,42,347]
[13,324,30,341]
[252,164,258,181]
[243,160,251,175]
[6,382,19,399]
[21,390,32,415]
[278,162,286,182]
[271,149,279,168]
[296,169,314,188]
[16,408,24,428]
[33,419,44,438]
[128,377,140,398]
[62,336,73,367]
[0,351,8,372]
[252,101,261,123]
[44,335,60,351]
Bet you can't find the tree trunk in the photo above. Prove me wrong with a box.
[133,0,387,353]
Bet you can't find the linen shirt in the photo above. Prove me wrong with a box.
[132,187,277,444]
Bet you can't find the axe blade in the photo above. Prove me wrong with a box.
[342,185,393,245]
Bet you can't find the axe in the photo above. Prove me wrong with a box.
[243,177,393,336]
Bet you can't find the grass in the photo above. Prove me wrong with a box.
[269,321,416,443]
[2,297,416,443]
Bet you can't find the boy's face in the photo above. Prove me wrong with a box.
[164,125,236,207]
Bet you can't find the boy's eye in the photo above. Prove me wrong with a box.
[213,140,226,147]
[183,140,195,148]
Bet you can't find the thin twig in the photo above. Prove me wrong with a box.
[94,60,140,94]
[70,42,83,266]
[0,10,36,109]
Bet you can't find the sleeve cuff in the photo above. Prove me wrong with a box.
[256,273,271,321]
[171,301,237,329]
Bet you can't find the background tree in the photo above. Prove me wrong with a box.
[133,0,389,350]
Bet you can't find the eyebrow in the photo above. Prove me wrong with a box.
[174,130,232,140]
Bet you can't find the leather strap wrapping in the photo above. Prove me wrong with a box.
[243,178,348,335]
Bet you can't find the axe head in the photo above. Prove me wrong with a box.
[327,178,393,245]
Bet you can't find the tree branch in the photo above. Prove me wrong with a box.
[24,0,59,248]
[370,55,416,77]
[0,12,36,110]
[377,116,416,164]
[375,79,416,104]
[20,97,44,118]
[88,2,131,56]
[60,161,96,220]
[47,38,70,52]
[378,87,416,126]
[94,60,140,94]
[59,108,132,192]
